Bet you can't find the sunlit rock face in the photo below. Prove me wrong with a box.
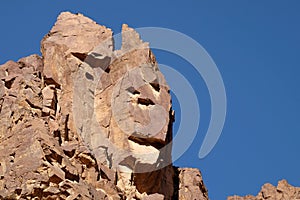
[0,12,209,199]
[228,180,300,200]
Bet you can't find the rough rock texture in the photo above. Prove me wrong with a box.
[0,12,209,199]
[228,180,300,200]
[177,168,209,200]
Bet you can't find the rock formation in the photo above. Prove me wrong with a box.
[3,11,297,200]
[0,12,209,199]
[228,180,300,200]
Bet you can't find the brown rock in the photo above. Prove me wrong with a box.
[177,168,209,200]
[142,193,165,200]
[228,180,300,200]
[18,54,44,72]
[0,11,209,200]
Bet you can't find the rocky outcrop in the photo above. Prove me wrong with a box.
[228,180,300,200]
[0,12,209,199]
[0,55,120,199]
[177,168,209,200]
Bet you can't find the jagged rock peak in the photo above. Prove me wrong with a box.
[0,12,209,199]
[120,24,149,51]
[228,180,300,200]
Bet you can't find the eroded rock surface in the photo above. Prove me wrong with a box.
[228,180,300,200]
[177,168,209,200]
[0,12,209,199]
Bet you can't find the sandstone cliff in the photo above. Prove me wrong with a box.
[0,12,208,200]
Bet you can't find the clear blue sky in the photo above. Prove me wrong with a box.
[1,1,300,199]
